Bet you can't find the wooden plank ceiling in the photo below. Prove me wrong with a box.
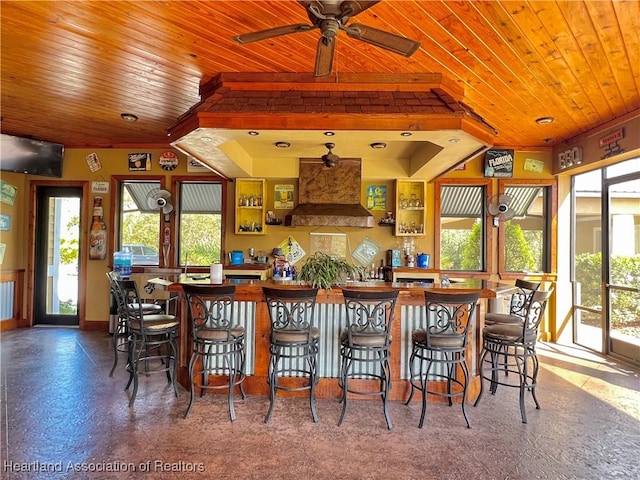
[1,0,638,150]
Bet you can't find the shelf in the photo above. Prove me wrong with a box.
[395,179,426,237]
[235,178,267,235]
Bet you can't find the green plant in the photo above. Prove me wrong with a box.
[298,252,362,291]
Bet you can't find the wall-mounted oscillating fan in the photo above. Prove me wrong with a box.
[146,188,174,221]
[487,193,515,227]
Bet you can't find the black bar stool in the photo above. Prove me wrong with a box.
[485,279,540,326]
[474,289,554,423]
[405,291,480,428]
[106,271,160,377]
[182,284,246,420]
[338,289,399,429]
[118,279,179,407]
[262,287,320,423]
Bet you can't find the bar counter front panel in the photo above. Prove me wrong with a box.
[148,277,508,402]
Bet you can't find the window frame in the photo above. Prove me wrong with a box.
[434,178,493,276]
[109,175,167,269]
[171,175,228,270]
[497,178,557,279]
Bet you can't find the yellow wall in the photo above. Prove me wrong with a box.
[3,147,554,326]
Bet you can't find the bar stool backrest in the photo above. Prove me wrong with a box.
[423,291,480,349]
[117,279,147,323]
[507,279,541,319]
[262,287,319,343]
[182,284,236,341]
[107,271,126,317]
[340,289,399,347]
[521,289,554,343]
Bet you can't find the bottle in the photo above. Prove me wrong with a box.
[89,196,107,260]
[370,263,377,281]
[377,259,385,280]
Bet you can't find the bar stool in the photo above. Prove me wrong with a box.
[118,279,180,407]
[182,284,246,420]
[338,289,399,429]
[474,289,554,423]
[485,279,540,326]
[262,286,320,423]
[106,271,161,377]
[405,291,480,428]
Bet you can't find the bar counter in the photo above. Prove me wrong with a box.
[147,276,513,402]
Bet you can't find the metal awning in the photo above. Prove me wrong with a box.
[441,185,543,218]
[125,181,222,214]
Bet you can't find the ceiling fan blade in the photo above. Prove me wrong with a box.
[345,23,420,56]
[340,1,381,18]
[314,36,335,77]
[233,24,314,44]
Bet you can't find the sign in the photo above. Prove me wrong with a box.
[277,235,305,265]
[365,185,386,210]
[128,153,152,171]
[524,158,545,173]
[186,157,209,172]
[159,151,179,171]
[85,152,102,172]
[557,146,583,170]
[0,180,18,206]
[274,184,294,209]
[0,214,10,231]
[484,149,514,178]
[599,127,625,159]
[91,181,110,194]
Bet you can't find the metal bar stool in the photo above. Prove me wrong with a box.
[474,289,554,423]
[118,279,180,407]
[339,289,399,429]
[182,284,246,420]
[405,291,480,428]
[262,286,320,423]
[106,271,161,377]
[485,279,540,326]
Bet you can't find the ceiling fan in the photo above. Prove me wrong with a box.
[233,0,421,77]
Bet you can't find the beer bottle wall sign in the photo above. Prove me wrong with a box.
[89,196,107,260]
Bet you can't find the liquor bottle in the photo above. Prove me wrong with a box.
[377,259,385,280]
[89,196,107,260]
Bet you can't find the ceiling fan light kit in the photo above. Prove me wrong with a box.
[233,0,421,77]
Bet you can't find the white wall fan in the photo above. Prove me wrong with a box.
[487,193,515,227]
[146,188,174,221]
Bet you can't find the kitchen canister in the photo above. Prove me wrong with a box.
[229,250,244,265]
[417,253,430,269]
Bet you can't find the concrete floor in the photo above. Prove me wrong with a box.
[1,327,639,480]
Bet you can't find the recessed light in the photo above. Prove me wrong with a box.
[274,141,290,148]
[535,117,554,125]
[200,136,212,142]
[248,131,260,136]
[448,138,460,143]
[400,132,412,137]
[120,113,138,122]
[370,142,387,149]
[324,131,335,136]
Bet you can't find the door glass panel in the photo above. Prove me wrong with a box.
[573,170,603,351]
[48,197,80,315]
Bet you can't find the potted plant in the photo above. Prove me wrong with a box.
[298,252,362,291]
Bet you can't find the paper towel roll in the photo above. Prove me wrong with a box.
[210,263,223,283]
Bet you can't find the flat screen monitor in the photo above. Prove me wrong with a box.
[0,134,64,178]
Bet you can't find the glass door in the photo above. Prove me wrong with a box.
[34,186,82,326]
[604,163,640,364]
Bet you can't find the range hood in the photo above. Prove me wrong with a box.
[287,158,374,228]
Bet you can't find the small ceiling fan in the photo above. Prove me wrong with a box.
[487,193,515,227]
[233,0,421,77]
[322,142,340,168]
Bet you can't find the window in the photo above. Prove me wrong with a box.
[435,180,490,272]
[498,180,555,274]
[176,180,225,267]
[117,179,163,266]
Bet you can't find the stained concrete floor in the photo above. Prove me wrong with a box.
[1,327,639,480]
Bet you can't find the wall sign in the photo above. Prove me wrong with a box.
[599,127,625,159]
[484,149,514,177]
[0,214,10,231]
[159,151,179,171]
[557,146,583,170]
[128,153,151,171]
[91,181,109,194]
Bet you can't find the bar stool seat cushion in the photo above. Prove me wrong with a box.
[128,315,179,332]
[130,303,162,312]
[273,327,320,344]
[340,329,390,347]
[485,312,524,325]
[196,326,245,341]
[411,329,465,348]
[483,323,536,342]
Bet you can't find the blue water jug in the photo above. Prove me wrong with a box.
[113,251,133,278]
